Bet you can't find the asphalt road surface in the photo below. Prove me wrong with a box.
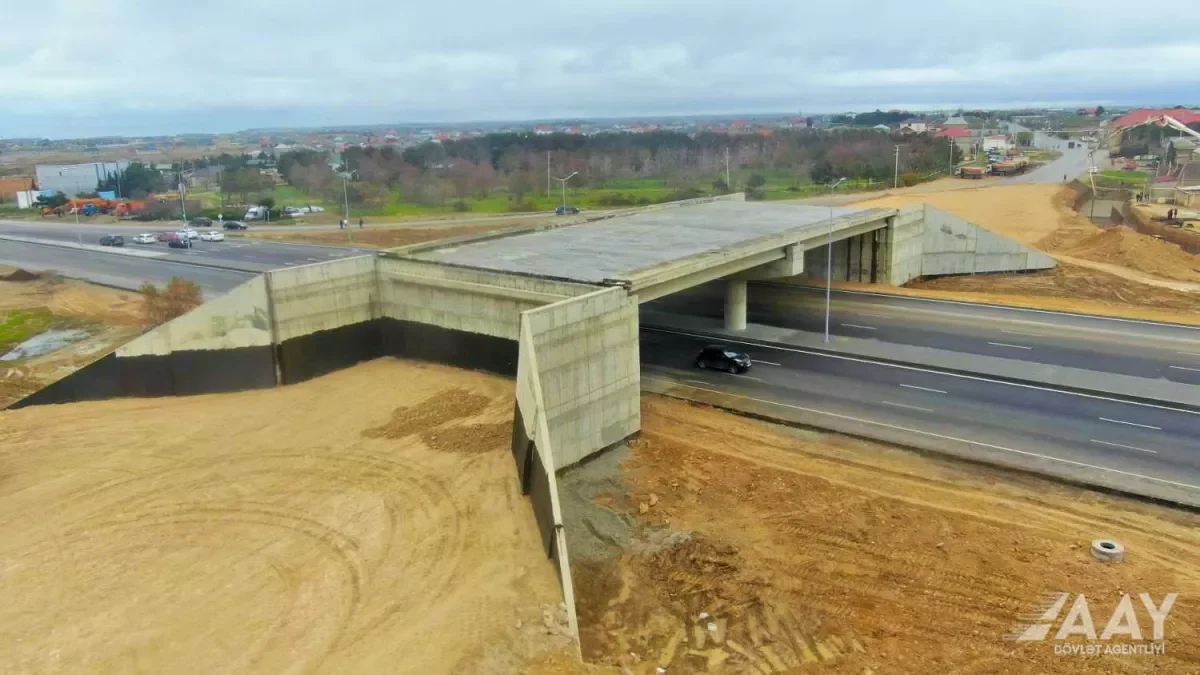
[0,240,254,297]
[0,219,372,271]
[641,327,1200,503]
[651,284,1200,386]
[1005,121,1096,183]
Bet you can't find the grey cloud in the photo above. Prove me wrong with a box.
[1,0,1197,137]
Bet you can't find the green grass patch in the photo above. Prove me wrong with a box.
[1100,170,1148,183]
[0,309,59,354]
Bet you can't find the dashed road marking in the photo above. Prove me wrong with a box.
[987,341,1033,350]
[1169,365,1200,373]
[1099,417,1162,431]
[1090,439,1157,454]
[881,401,934,413]
[899,384,947,394]
[842,324,877,331]
[753,360,781,366]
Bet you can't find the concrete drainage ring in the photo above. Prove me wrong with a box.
[1091,539,1125,562]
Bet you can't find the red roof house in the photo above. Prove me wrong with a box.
[934,128,972,138]
[1112,108,1200,129]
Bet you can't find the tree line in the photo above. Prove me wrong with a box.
[278,129,962,209]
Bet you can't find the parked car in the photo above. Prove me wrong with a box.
[156,231,172,242]
[200,230,225,242]
[188,217,213,228]
[167,233,192,249]
[694,345,752,374]
[223,220,248,230]
[132,233,157,244]
[99,234,125,247]
[181,228,199,240]
[283,206,304,218]
[555,205,580,215]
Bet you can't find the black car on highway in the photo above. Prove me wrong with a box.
[99,234,125,247]
[555,205,580,215]
[223,220,248,230]
[189,217,214,228]
[694,345,752,374]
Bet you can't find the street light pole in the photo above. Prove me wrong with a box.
[824,177,847,343]
[552,171,578,210]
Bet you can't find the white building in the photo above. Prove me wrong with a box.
[982,135,1012,152]
[35,161,129,197]
[900,119,928,133]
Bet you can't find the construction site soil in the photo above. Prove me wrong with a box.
[565,396,1200,674]
[0,266,143,407]
[851,184,1200,323]
[0,359,573,673]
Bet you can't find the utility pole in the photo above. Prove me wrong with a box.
[725,147,731,190]
[343,175,351,226]
[893,145,900,189]
[948,137,955,176]
[547,151,551,197]
[178,171,187,222]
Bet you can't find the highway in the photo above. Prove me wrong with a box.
[0,240,254,297]
[640,327,1200,504]
[651,283,1200,386]
[0,219,372,271]
[1004,121,1095,183]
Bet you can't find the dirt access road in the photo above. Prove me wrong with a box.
[0,359,574,673]
[565,396,1200,674]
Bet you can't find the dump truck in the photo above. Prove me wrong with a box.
[959,166,986,179]
[991,156,1030,176]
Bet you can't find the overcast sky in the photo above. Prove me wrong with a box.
[3,0,1198,138]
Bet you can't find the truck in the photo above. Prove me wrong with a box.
[959,166,986,179]
[991,156,1030,176]
[1068,141,1076,149]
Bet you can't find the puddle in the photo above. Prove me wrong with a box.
[1,329,92,361]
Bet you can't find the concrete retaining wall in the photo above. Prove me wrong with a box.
[269,256,380,342]
[884,204,925,285]
[523,287,641,469]
[920,206,1056,276]
[12,276,278,407]
[378,257,594,341]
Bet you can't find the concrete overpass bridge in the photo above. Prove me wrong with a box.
[10,193,1055,638]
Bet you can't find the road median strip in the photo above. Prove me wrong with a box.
[0,234,277,274]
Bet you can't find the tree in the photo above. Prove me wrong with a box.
[1016,131,1034,147]
[97,162,165,198]
[746,173,767,189]
[140,277,203,326]
[1095,105,1106,117]
[35,192,68,209]
[810,160,835,185]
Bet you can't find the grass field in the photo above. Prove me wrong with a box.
[264,171,894,218]
[1100,169,1149,183]
[0,309,58,354]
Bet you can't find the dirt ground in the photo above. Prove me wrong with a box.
[850,184,1200,319]
[0,266,144,407]
[0,358,573,673]
[567,396,1200,674]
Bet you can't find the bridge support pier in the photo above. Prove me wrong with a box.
[724,279,747,331]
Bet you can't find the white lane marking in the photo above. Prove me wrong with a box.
[987,341,1033,350]
[643,375,1200,492]
[1169,365,1200,372]
[753,360,781,366]
[1001,329,1043,337]
[732,374,765,382]
[685,379,709,386]
[842,323,877,331]
[881,401,934,413]
[812,286,1200,331]
[1178,351,1200,357]
[1090,439,1157,454]
[641,326,1200,417]
[1099,417,1162,431]
[900,384,947,394]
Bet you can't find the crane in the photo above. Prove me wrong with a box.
[1106,114,1200,145]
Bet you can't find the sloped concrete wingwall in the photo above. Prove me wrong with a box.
[522,286,641,469]
[267,256,382,384]
[11,276,276,407]
[512,318,580,643]
[920,205,1056,276]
